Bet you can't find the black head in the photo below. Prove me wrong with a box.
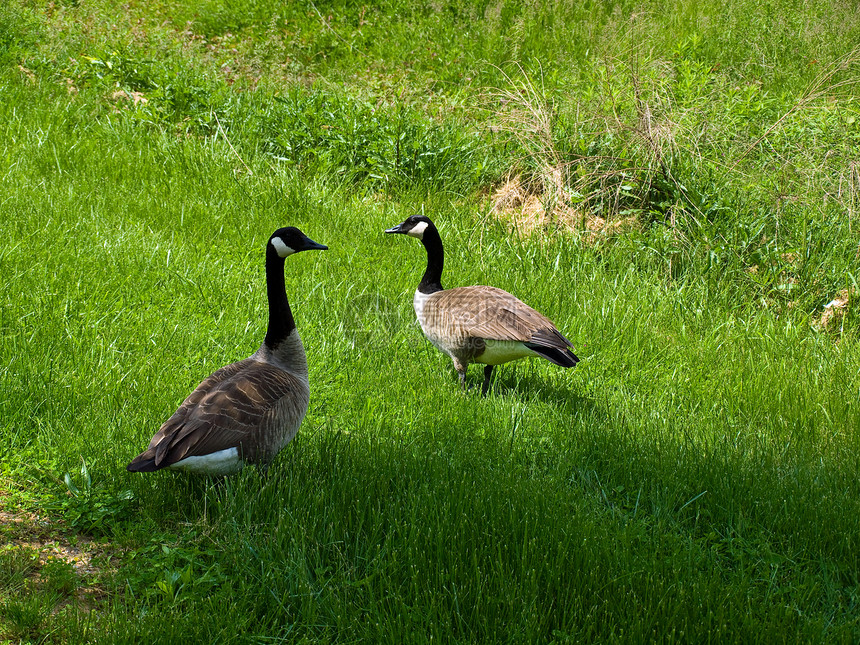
[268,227,328,258]
[384,215,435,240]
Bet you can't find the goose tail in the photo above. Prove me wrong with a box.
[126,451,162,473]
[525,343,579,368]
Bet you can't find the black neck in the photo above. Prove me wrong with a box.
[418,226,444,294]
[263,247,296,349]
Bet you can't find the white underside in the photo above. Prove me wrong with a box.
[476,339,539,365]
[169,447,243,476]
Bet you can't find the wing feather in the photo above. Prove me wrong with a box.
[128,358,307,471]
[422,286,568,347]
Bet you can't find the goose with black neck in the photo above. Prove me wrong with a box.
[384,215,578,395]
[127,226,327,475]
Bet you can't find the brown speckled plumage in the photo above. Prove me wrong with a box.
[127,227,326,475]
[386,215,578,394]
[418,285,569,351]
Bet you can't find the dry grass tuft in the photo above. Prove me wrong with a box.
[110,89,148,106]
[814,288,854,334]
[490,174,638,241]
[486,43,860,252]
[484,58,678,240]
[17,65,36,83]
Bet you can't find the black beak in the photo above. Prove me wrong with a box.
[384,222,407,234]
[302,236,328,251]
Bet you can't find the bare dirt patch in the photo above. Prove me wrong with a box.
[0,491,117,613]
[2,511,104,580]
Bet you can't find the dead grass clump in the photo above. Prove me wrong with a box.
[109,89,148,106]
[17,65,36,83]
[814,288,854,333]
[490,174,639,242]
[490,173,575,234]
[490,174,530,212]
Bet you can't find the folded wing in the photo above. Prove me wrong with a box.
[126,359,306,472]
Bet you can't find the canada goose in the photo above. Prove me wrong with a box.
[127,227,328,475]
[384,215,578,394]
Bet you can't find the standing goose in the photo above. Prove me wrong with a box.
[127,227,328,475]
[385,215,578,394]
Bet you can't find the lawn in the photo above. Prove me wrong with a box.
[1,0,860,642]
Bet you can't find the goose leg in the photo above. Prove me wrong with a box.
[481,365,494,396]
[453,358,468,391]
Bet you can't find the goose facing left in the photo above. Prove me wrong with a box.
[127,227,327,476]
[385,215,579,394]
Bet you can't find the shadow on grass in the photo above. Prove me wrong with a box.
[445,360,593,416]
[489,369,587,409]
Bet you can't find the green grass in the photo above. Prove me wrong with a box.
[2,0,860,642]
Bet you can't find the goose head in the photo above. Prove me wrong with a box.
[384,215,434,241]
[268,227,328,258]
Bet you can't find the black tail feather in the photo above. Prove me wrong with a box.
[524,342,579,368]
[126,454,162,473]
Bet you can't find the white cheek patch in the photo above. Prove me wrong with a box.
[407,221,429,239]
[271,237,295,257]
